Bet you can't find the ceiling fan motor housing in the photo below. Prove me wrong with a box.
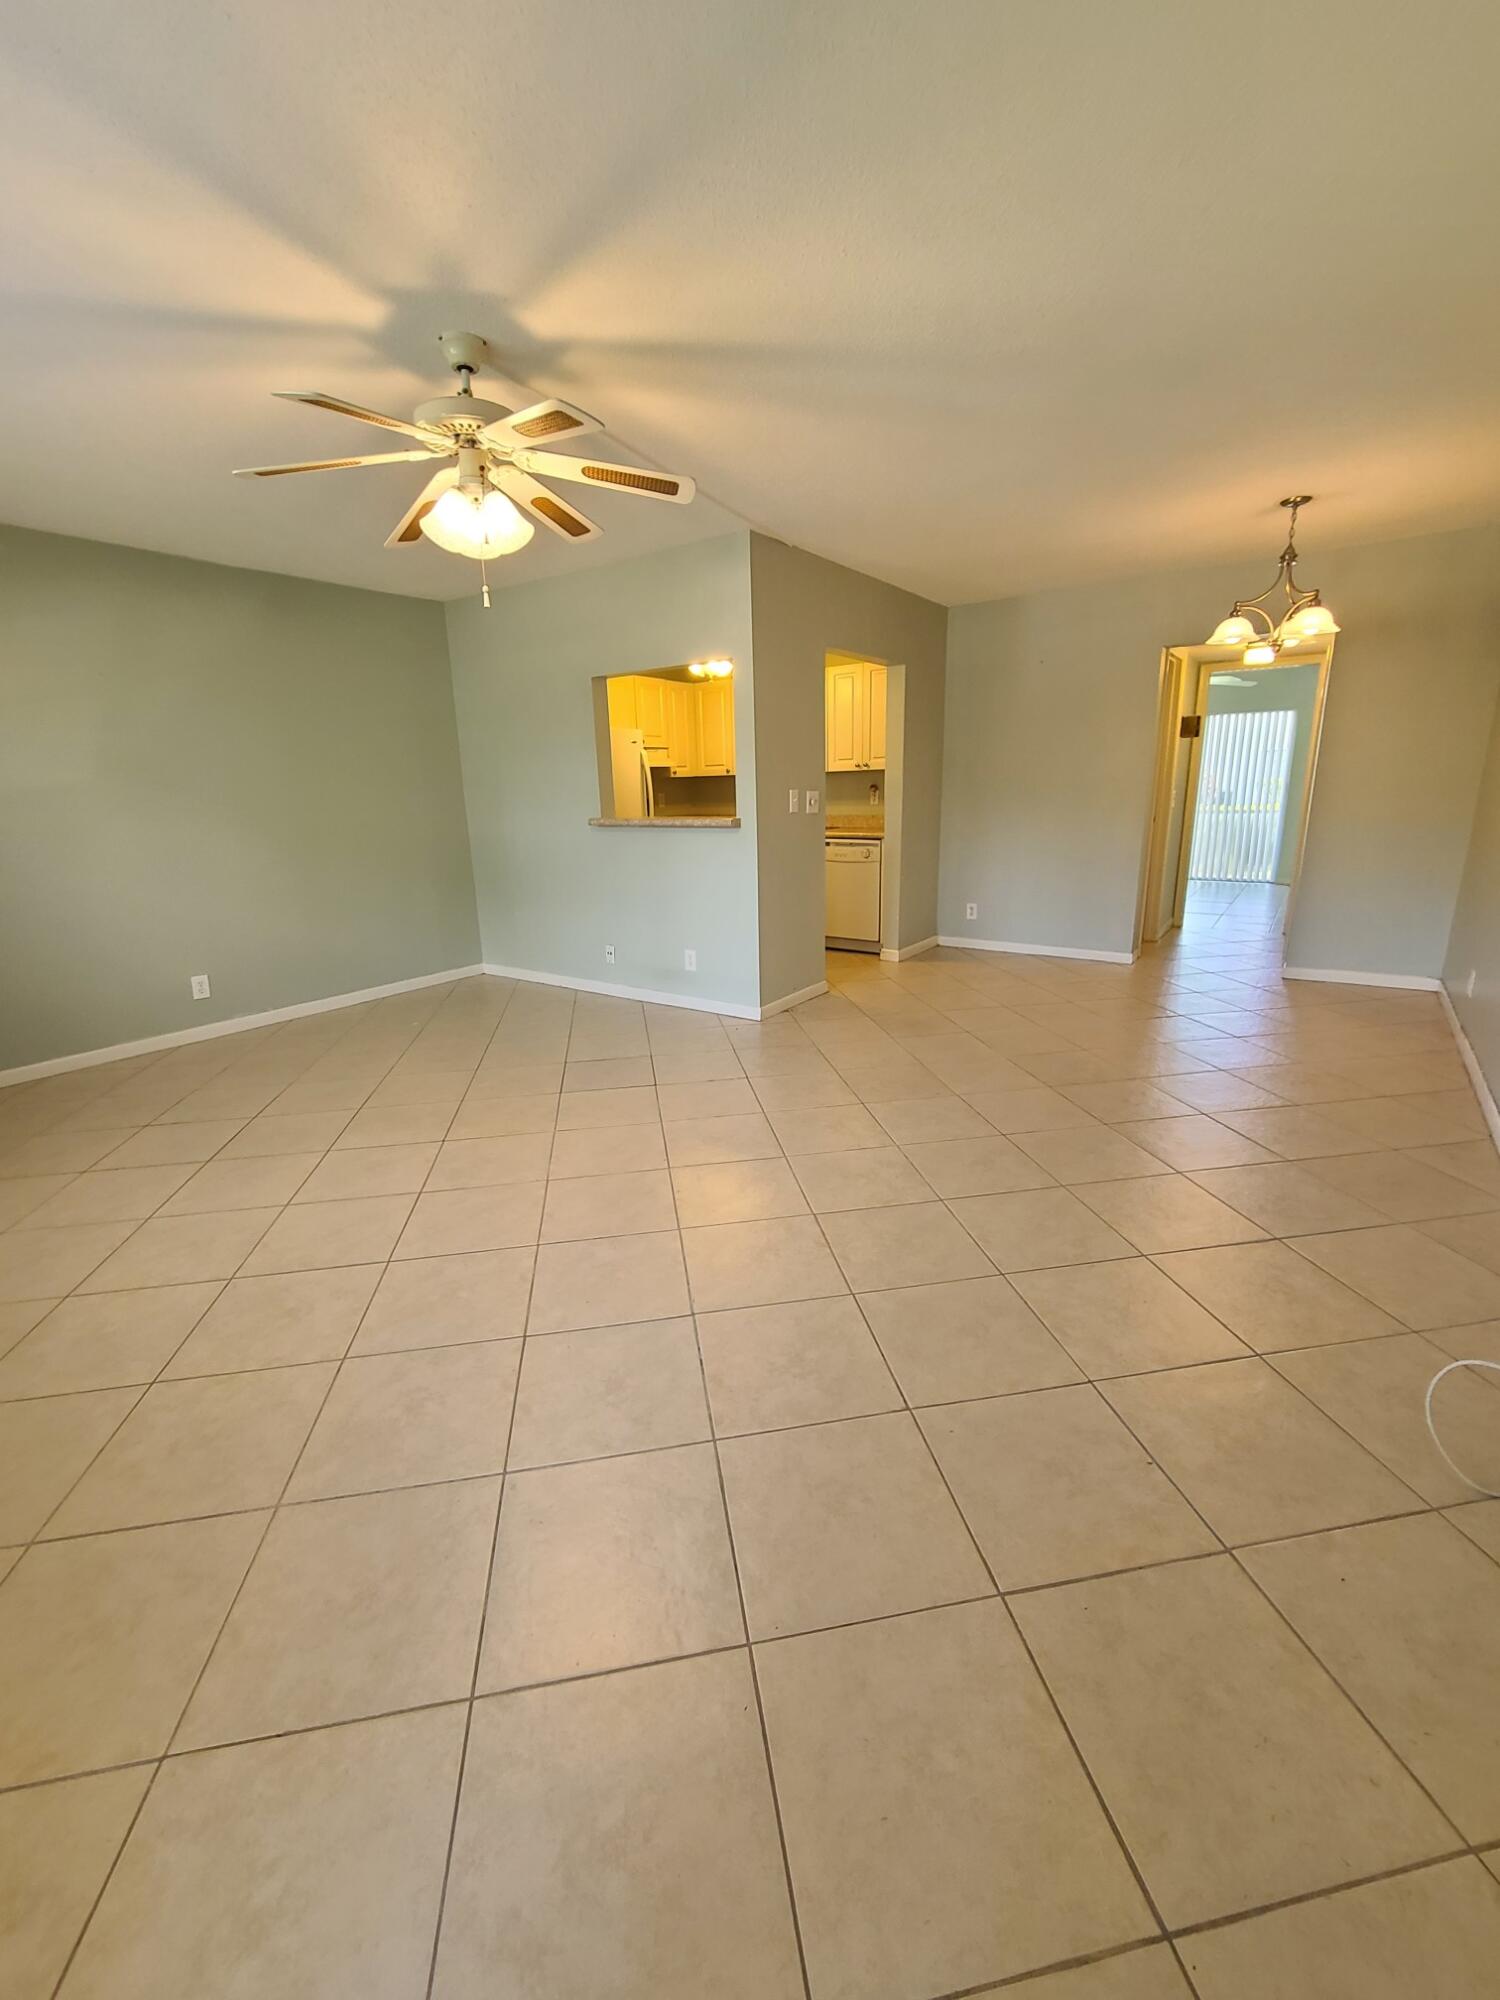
[413,393,511,436]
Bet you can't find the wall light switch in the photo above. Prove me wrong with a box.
[1467,969,1478,997]
[788,789,800,812]
[684,948,697,972]
[604,944,616,966]
[805,789,820,814]
[965,903,978,921]
[190,974,211,1000]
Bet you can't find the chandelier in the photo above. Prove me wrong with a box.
[1206,495,1340,664]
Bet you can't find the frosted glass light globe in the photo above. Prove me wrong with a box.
[420,487,534,559]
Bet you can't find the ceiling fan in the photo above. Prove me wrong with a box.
[233,331,696,589]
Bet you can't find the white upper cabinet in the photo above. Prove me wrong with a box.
[696,680,735,774]
[825,659,888,770]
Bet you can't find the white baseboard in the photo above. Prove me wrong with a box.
[483,962,764,1021]
[880,936,939,963]
[0,965,486,1090]
[1439,988,1500,1155]
[1283,966,1443,991]
[759,979,829,1017]
[937,934,1136,966]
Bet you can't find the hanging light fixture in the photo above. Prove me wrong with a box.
[1206,495,1339,664]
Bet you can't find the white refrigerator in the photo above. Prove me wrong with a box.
[610,727,655,819]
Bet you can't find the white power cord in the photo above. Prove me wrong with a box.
[1425,1360,1500,1498]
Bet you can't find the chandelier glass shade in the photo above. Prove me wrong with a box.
[1206,496,1339,663]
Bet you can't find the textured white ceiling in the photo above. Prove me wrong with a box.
[1,0,1497,603]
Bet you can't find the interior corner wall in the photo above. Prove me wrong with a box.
[938,522,1500,976]
[445,533,761,1012]
[1443,680,1500,1115]
[0,524,479,1073]
[747,535,947,1003]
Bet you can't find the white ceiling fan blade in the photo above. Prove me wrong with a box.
[488,463,602,542]
[234,449,443,478]
[478,398,603,451]
[509,451,695,504]
[384,466,459,547]
[273,390,448,446]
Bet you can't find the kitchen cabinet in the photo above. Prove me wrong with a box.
[666,682,696,773]
[608,672,736,777]
[866,665,887,766]
[607,677,637,730]
[696,680,735,774]
[825,658,887,771]
[634,673,669,745]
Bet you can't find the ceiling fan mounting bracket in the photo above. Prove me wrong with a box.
[437,331,491,374]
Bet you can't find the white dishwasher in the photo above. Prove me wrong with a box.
[825,837,882,952]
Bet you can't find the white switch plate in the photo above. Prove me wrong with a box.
[604,944,616,966]
[190,973,211,1000]
[684,948,697,972]
[1467,969,1477,997]
[965,903,977,921]
[805,789,820,814]
[788,789,800,812]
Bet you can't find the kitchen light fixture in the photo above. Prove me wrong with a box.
[688,658,734,678]
[1206,495,1339,663]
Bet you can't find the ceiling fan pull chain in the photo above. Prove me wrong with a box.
[480,558,491,610]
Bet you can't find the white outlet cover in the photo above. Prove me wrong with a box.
[788,789,800,812]
[684,948,697,971]
[965,903,977,920]
[604,945,616,965]
[190,973,211,1000]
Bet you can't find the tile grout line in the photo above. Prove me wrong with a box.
[668,1035,819,2000]
[419,976,550,2000]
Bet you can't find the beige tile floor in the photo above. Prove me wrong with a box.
[4,876,1500,1995]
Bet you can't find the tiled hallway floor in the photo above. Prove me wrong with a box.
[4,912,1500,1996]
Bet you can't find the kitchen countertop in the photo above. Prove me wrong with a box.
[826,816,885,837]
[589,816,741,829]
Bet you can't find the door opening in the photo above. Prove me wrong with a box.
[1135,639,1335,961]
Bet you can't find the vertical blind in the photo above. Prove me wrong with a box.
[1188,708,1298,884]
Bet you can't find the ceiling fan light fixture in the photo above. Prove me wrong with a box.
[688,658,734,678]
[419,486,534,559]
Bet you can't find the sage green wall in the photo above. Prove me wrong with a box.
[747,535,947,1002]
[0,525,479,1073]
[1443,685,1500,1109]
[445,534,761,1011]
[939,523,1500,975]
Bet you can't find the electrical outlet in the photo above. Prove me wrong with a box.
[604,944,616,966]
[805,789,820,814]
[684,948,697,972]
[190,973,211,1000]
[788,788,800,812]
[965,903,977,922]
[1467,969,1478,998]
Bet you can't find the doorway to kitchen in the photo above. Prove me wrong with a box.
[1136,639,1334,962]
[823,650,904,959]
